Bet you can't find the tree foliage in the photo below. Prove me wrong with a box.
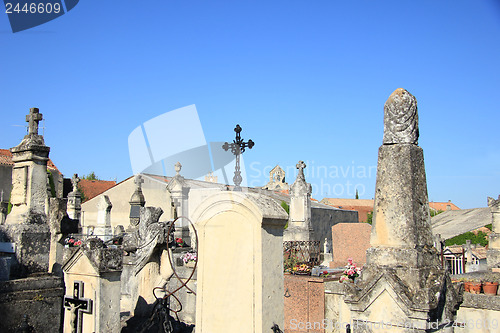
[366,211,373,225]
[83,171,99,180]
[445,230,489,247]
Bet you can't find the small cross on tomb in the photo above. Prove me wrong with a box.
[134,174,144,189]
[296,160,306,180]
[25,107,43,136]
[222,124,254,191]
[64,281,93,333]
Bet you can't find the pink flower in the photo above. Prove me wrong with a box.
[347,258,353,265]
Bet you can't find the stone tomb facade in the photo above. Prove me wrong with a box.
[193,191,288,333]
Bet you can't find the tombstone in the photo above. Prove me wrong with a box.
[94,195,112,241]
[0,108,51,277]
[192,191,288,332]
[67,174,82,221]
[320,237,333,267]
[128,174,145,230]
[62,238,122,333]
[284,160,313,242]
[343,89,461,332]
[487,195,500,269]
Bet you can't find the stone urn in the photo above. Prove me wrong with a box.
[483,282,498,296]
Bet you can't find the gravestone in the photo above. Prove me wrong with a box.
[284,161,314,242]
[166,162,190,244]
[0,108,51,277]
[62,238,122,333]
[95,195,112,241]
[344,89,461,332]
[193,191,288,333]
[487,195,500,269]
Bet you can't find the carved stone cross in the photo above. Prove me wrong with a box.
[296,160,306,180]
[64,281,93,333]
[134,174,144,189]
[71,174,80,193]
[26,107,43,136]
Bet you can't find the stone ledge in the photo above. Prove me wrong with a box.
[0,275,62,293]
[461,292,500,311]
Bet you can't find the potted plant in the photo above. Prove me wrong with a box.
[483,280,499,296]
[339,258,361,283]
[468,279,482,294]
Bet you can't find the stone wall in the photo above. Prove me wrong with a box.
[454,293,500,332]
[310,207,358,250]
[0,164,12,203]
[0,275,64,332]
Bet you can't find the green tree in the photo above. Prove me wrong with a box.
[83,171,99,180]
[281,201,290,229]
[430,209,444,217]
[445,230,489,247]
[366,211,373,225]
[355,189,359,200]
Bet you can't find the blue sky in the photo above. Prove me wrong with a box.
[1,0,499,209]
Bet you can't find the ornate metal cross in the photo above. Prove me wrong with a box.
[26,107,43,136]
[64,281,93,333]
[222,124,254,191]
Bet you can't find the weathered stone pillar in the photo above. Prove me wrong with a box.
[128,174,146,231]
[284,160,313,242]
[487,196,500,269]
[167,162,190,243]
[0,108,51,277]
[66,174,82,222]
[95,195,112,241]
[344,89,461,332]
[193,191,288,333]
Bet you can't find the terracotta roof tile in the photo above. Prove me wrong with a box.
[79,179,117,202]
[1,148,59,171]
[429,201,460,211]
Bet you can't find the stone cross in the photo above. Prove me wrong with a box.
[296,160,306,180]
[222,124,254,191]
[64,281,93,333]
[134,174,144,189]
[71,174,80,193]
[26,107,43,136]
[175,162,182,176]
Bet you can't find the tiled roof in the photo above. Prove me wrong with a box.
[429,201,460,211]
[79,179,117,202]
[0,148,59,171]
[444,245,487,260]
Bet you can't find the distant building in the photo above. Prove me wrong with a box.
[320,197,461,223]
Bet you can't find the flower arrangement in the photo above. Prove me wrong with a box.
[292,263,312,275]
[175,238,185,247]
[181,252,197,264]
[339,258,361,282]
[64,236,82,248]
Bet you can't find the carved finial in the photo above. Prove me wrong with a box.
[383,88,419,145]
[296,161,306,180]
[174,162,182,176]
[26,107,43,136]
[71,174,80,192]
[488,196,500,208]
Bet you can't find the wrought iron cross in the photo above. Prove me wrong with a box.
[222,124,254,191]
[26,107,43,136]
[64,281,93,333]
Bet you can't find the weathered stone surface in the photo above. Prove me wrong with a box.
[383,88,419,145]
[285,161,313,242]
[369,144,434,251]
[487,195,500,268]
[0,275,64,332]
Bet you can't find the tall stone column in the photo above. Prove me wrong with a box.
[284,161,313,242]
[167,162,190,243]
[66,173,82,222]
[0,108,51,277]
[344,89,461,332]
[487,196,500,269]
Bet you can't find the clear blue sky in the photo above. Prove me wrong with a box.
[1,0,499,209]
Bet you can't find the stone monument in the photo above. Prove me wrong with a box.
[0,108,51,277]
[487,195,500,269]
[262,165,289,191]
[94,195,113,241]
[344,89,461,332]
[67,173,82,221]
[284,161,314,242]
[166,162,190,243]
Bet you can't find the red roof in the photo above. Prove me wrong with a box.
[0,148,59,171]
[79,179,116,202]
[429,201,460,211]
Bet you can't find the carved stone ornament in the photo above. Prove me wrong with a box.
[383,88,419,145]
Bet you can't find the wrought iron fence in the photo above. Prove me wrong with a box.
[283,240,320,269]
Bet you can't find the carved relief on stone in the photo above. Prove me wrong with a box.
[383,88,419,145]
